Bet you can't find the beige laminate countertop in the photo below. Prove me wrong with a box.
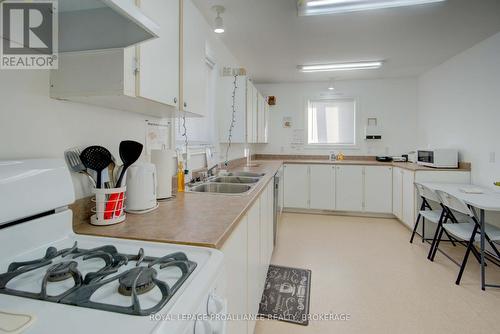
[73,161,282,249]
[72,159,470,249]
[280,159,471,171]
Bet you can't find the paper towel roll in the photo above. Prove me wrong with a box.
[151,149,174,199]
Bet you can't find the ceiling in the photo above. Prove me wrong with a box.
[193,0,500,83]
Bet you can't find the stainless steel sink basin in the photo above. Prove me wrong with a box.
[210,176,260,184]
[188,183,252,194]
[225,172,265,178]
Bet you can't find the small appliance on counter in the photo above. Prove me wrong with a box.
[376,156,393,162]
[392,156,408,162]
[417,149,458,168]
[150,148,174,199]
[124,162,158,213]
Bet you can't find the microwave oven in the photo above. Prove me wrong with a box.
[417,149,458,168]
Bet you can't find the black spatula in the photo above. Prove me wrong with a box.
[80,146,113,189]
[108,140,143,218]
[115,140,144,187]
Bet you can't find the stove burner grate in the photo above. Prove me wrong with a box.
[118,267,157,296]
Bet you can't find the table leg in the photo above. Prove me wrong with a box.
[480,209,486,291]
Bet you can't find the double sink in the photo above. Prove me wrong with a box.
[187,172,265,195]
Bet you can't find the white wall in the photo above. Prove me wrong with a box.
[255,78,418,156]
[0,5,245,199]
[417,31,500,187]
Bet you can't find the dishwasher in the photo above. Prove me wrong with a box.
[273,170,282,246]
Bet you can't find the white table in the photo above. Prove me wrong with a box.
[421,182,500,290]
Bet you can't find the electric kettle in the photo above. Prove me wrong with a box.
[124,162,158,213]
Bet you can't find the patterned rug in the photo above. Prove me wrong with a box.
[258,265,312,326]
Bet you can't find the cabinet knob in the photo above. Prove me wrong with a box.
[184,102,187,108]
[173,97,177,104]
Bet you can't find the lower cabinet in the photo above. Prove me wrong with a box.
[284,164,393,214]
[364,166,393,213]
[309,165,335,210]
[335,165,364,212]
[392,168,403,220]
[283,164,309,208]
[221,180,275,334]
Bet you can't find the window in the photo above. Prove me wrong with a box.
[307,99,356,145]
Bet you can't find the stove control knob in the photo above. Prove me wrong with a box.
[194,318,213,334]
[207,293,225,316]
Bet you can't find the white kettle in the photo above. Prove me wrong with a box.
[124,162,158,213]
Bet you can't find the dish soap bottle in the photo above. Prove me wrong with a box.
[177,161,185,192]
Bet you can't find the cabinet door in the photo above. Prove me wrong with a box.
[252,89,258,143]
[402,169,416,228]
[219,76,247,143]
[246,201,260,334]
[283,164,309,208]
[182,0,206,116]
[259,183,269,291]
[257,94,265,143]
[267,181,274,259]
[221,216,248,334]
[309,165,335,210]
[392,168,403,219]
[263,101,269,143]
[137,0,179,107]
[246,82,255,143]
[335,165,363,212]
[364,166,393,213]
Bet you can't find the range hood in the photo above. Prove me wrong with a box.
[59,0,160,52]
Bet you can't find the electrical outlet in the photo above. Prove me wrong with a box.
[489,151,496,163]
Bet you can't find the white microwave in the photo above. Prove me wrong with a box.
[417,149,458,168]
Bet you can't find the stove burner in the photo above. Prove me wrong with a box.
[118,267,157,296]
[47,261,79,282]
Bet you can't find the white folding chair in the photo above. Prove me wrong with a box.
[433,190,500,285]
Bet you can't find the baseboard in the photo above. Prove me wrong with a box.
[283,208,396,219]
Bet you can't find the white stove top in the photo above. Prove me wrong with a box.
[0,210,224,334]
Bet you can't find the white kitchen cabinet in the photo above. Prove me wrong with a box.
[221,216,248,334]
[257,93,268,143]
[219,76,269,144]
[401,168,416,228]
[335,165,364,212]
[50,1,185,117]
[246,201,260,334]
[309,165,335,210]
[246,82,257,143]
[392,167,403,220]
[181,0,206,116]
[137,0,179,108]
[221,180,275,334]
[364,166,393,213]
[283,164,309,208]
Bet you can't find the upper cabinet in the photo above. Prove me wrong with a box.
[137,0,179,108]
[181,0,207,117]
[58,0,160,52]
[51,0,208,118]
[220,76,269,144]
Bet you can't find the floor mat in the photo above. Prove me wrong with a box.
[258,265,312,326]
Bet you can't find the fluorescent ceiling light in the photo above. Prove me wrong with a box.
[298,61,383,72]
[298,0,446,16]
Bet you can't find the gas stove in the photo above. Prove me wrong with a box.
[0,160,226,334]
[0,241,197,316]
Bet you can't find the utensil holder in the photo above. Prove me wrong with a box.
[90,187,126,226]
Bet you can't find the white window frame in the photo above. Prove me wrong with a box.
[305,97,358,148]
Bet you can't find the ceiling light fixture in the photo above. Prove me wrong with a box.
[212,5,225,34]
[327,78,336,90]
[298,0,446,16]
[298,61,383,73]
